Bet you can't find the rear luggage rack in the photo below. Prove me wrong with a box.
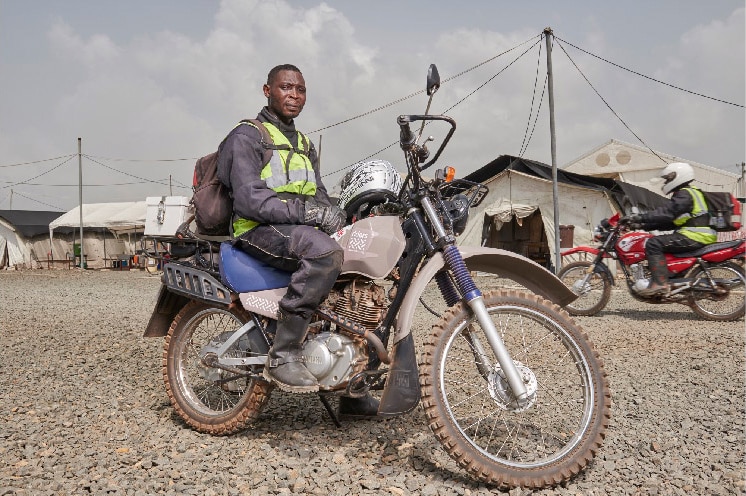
[162,262,232,305]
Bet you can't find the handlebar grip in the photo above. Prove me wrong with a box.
[397,116,415,149]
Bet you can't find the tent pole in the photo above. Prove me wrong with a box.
[78,137,85,269]
[544,27,561,273]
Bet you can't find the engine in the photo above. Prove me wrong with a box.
[304,279,389,390]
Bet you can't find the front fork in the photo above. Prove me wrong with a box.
[420,197,528,404]
[441,245,529,405]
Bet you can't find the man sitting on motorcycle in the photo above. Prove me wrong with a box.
[217,64,379,417]
[622,162,717,296]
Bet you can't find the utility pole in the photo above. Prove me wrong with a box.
[78,137,85,269]
[544,27,561,273]
[169,175,173,196]
[738,162,746,226]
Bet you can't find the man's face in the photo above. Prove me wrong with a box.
[264,70,306,123]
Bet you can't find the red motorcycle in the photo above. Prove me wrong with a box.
[558,213,745,321]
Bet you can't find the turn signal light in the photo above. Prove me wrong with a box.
[444,166,456,182]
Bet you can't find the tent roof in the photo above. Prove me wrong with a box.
[0,210,73,237]
[49,202,147,234]
[463,155,668,213]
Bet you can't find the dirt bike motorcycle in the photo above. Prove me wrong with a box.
[558,213,745,321]
[144,65,610,489]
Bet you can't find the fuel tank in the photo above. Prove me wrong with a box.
[333,215,406,279]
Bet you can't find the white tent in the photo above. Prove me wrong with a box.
[0,217,27,268]
[48,202,147,268]
[49,202,147,236]
[457,169,618,267]
[0,210,73,269]
[456,155,667,269]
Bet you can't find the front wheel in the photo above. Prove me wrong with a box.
[557,261,611,316]
[420,290,610,489]
[689,261,745,321]
[163,301,273,435]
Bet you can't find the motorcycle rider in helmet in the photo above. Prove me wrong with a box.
[622,162,717,296]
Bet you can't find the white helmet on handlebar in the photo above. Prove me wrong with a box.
[660,162,695,195]
[336,159,403,220]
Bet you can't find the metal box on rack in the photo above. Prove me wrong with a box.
[144,196,193,236]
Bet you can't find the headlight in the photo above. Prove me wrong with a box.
[444,194,470,236]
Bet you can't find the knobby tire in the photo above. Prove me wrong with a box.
[420,290,611,489]
[557,261,612,316]
[688,261,745,322]
[163,301,273,435]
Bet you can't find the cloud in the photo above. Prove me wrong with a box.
[653,7,745,163]
[1,1,742,211]
[48,21,121,65]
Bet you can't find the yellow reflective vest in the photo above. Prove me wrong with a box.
[233,121,317,236]
[675,187,717,244]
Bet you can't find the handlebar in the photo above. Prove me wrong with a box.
[397,114,456,170]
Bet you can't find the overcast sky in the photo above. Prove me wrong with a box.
[1,0,743,212]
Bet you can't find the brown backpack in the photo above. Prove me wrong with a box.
[191,119,272,236]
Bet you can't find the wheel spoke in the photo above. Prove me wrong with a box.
[422,290,610,488]
[164,302,272,434]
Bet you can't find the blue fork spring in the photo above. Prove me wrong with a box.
[436,271,461,307]
[442,245,482,302]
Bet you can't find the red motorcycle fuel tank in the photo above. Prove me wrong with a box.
[616,230,699,275]
[615,231,652,266]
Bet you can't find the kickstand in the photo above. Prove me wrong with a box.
[318,394,341,428]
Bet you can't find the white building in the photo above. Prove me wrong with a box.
[563,139,742,197]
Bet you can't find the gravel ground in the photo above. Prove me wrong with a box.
[0,269,743,496]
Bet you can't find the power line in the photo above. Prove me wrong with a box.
[0,154,76,168]
[309,33,542,136]
[82,154,199,162]
[323,35,544,178]
[441,38,543,116]
[553,37,667,164]
[2,31,740,176]
[0,179,191,188]
[8,190,64,211]
[83,154,180,188]
[519,38,545,158]
[1,155,76,190]
[555,36,745,108]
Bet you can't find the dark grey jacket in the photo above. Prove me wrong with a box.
[216,107,333,228]
[638,185,707,231]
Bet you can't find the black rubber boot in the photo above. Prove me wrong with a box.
[638,258,670,296]
[262,312,319,393]
[338,394,381,419]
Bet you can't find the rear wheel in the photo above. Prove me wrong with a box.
[163,301,273,434]
[420,290,611,489]
[689,261,745,321]
[557,261,611,316]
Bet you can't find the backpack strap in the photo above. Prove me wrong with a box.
[236,118,275,165]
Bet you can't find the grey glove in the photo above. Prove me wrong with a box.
[304,200,347,235]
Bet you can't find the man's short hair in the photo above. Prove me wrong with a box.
[267,64,302,85]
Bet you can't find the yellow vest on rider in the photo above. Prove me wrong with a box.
[674,187,717,244]
[233,122,317,237]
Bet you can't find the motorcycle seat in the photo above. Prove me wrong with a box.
[672,239,744,258]
[218,242,291,293]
